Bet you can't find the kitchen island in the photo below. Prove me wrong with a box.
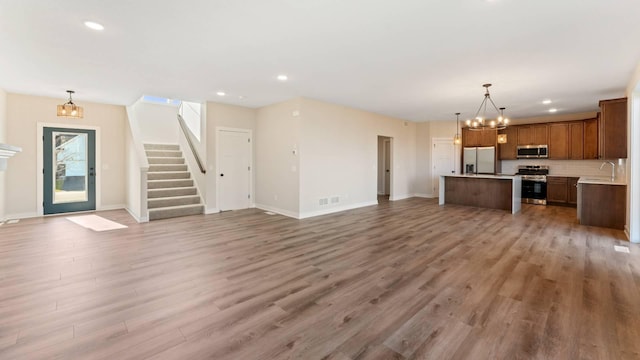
[577,176,627,229]
[439,174,522,214]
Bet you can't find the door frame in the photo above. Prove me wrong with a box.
[431,137,457,197]
[382,138,391,196]
[376,135,394,200]
[37,123,101,216]
[215,127,253,211]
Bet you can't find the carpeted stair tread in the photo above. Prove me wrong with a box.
[148,204,204,220]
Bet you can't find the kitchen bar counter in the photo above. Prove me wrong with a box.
[439,175,522,214]
[577,176,627,186]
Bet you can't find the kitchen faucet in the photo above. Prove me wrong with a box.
[599,161,615,180]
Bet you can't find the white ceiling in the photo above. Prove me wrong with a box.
[1,0,639,122]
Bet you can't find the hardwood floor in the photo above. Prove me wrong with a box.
[0,198,635,359]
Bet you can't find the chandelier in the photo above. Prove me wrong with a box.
[464,84,508,131]
[57,90,84,118]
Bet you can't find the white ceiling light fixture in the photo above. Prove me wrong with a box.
[57,90,84,118]
[549,108,558,113]
[277,74,288,81]
[463,84,509,131]
[542,99,552,104]
[216,91,226,96]
[84,21,104,31]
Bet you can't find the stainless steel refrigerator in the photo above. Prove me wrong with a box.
[463,146,495,174]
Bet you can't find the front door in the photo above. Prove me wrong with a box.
[218,129,251,211]
[43,127,96,215]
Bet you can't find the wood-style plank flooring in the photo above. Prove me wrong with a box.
[0,198,635,359]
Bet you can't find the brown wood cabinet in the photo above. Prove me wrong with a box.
[569,122,584,160]
[498,126,518,160]
[579,183,626,229]
[599,98,627,159]
[584,118,598,159]
[517,124,548,146]
[547,176,568,203]
[547,176,578,207]
[462,128,496,147]
[548,123,569,159]
[568,177,579,205]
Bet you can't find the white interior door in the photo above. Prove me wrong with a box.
[219,129,251,211]
[432,139,455,196]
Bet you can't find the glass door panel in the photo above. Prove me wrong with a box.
[44,127,96,215]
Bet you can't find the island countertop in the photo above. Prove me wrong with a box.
[439,174,522,214]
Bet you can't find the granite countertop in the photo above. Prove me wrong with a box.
[577,176,627,186]
[442,174,520,180]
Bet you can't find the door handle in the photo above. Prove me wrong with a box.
[385,169,389,173]
[220,173,224,177]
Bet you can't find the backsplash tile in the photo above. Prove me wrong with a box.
[502,159,626,178]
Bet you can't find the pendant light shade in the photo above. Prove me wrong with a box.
[57,90,84,118]
[453,112,462,145]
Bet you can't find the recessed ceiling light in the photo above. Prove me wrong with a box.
[277,74,288,81]
[542,99,552,105]
[84,21,104,31]
[216,91,226,97]
[238,95,246,100]
[549,108,558,113]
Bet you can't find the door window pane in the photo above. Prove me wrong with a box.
[52,132,88,204]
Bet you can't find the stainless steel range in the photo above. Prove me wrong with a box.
[516,165,549,205]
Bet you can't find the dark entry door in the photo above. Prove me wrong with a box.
[43,127,96,214]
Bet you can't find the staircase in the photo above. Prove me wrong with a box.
[145,144,203,220]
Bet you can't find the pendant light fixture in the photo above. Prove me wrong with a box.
[464,84,508,131]
[453,112,462,145]
[57,90,84,118]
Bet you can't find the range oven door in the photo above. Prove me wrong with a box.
[521,179,547,205]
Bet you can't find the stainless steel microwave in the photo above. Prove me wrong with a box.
[517,145,548,158]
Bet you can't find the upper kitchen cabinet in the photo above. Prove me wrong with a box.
[599,98,627,159]
[517,124,548,146]
[462,128,496,147]
[569,121,584,160]
[498,126,518,160]
[548,123,568,159]
[548,121,585,160]
[583,118,598,159]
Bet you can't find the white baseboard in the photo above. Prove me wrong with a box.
[389,194,412,201]
[125,207,148,223]
[413,193,435,198]
[254,203,300,219]
[5,212,39,220]
[205,207,220,215]
[98,204,126,211]
[298,200,378,219]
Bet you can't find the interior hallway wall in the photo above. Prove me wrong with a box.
[5,93,127,218]
[0,88,7,221]
[205,101,256,213]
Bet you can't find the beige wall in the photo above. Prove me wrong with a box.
[0,88,6,221]
[415,122,430,196]
[5,93,127,218]
[255,99,301,217]
[205,101,257,212]
[298,98,416,217]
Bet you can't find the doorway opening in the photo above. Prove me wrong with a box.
[377,136,393,202]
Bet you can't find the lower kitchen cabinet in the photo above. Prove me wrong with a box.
[547,176,579,207]
[579,183,626,229]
